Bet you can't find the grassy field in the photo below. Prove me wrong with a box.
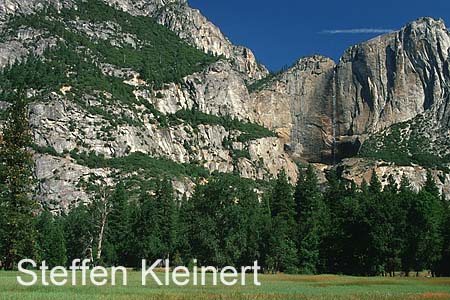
[1,271,450,300]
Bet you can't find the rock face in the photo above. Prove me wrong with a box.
[152,2,268,80]
[101,0,269,80]
[251,56,337,163]
[147,60,256,120]
[336,17,450,137]
[0,0,293,212]
[338,158,450,200]
[0,0,449,210]
[253,17,450,164]
[0,0,72,19]
[0,0,267,80]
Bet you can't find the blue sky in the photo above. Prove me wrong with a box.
[188,0,449,71]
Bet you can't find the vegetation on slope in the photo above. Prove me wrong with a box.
[2,99,449,278]
[5,0,218,86]
[70,150,210,179]
[171,109,276,142]
[359,115,450,171]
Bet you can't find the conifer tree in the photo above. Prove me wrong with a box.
[417,175,443,276]
[36,211,67,267]
[423,171,440,198]
[0,95,36,270]
[294,165,327,274]
[104,181,131,266]
[63,204,95,263]
[267,170,298,273]
[154,178,177,260]
[436,194,450,276]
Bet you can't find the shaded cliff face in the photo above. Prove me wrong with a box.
[253,17,450,166]
[251,56,337,163]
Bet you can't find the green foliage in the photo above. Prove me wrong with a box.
[70,151,210,179]
[0,45,144,126]
[359,116,450,171]
[173,109,276,142]
[6,0,218,86]
[32,144,61,157]
[102,182,131,266]
[0,95,37,270]
[125,179,178,267]
[321,171,445,277]
[182,174,266,267]
[4,151,446,276]
[294,166,328,274]
[435,196,450,276]
[246,70,285,93]
[35,211,67,268]
[63,204,95,263]
[266,170,298,273]
[231,149,251,160]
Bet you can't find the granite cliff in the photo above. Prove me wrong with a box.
[0,0,449,209]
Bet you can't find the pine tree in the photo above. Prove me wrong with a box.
[369,171,382,194]
[294,165,327,274]
[104,181,131,266]
[399,177,443,276]
[417,175,443,276]
[383,175,403,276]
[63,204,94,263]
[0,95,37,270]
[423,171,440,198]
[154,178,177,260]
[131,190,164,265]
[436,194,450,276]
[270,170,295,232]
[267,170,298,273]
[35,211,67,267]
[365,171,391,275]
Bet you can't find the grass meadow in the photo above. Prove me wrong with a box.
[1,271,450,300]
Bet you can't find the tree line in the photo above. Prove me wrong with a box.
[1,97,449,276]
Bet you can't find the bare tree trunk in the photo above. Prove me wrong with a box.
[96,189,109,262]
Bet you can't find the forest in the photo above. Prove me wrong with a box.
[1,96,449,277]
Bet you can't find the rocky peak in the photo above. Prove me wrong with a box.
[290,55,336,73]
[404,17,447,34]
[152,3,268,80]
[337,16,450,137]
[0,0,267,80]
[252,17,450,165]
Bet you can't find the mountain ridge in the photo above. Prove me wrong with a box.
[0,0,448,210]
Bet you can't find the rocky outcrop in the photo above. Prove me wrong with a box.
[338,158,450,199]
[0,0,72,20]
[251,55,337,163]
[1,0,449,209]
[0,0,267,80]
[98,0,268,80]
[152,2,268,81]
[142,60,256,121]
[336,17,450,137]
[252,17,450,164]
